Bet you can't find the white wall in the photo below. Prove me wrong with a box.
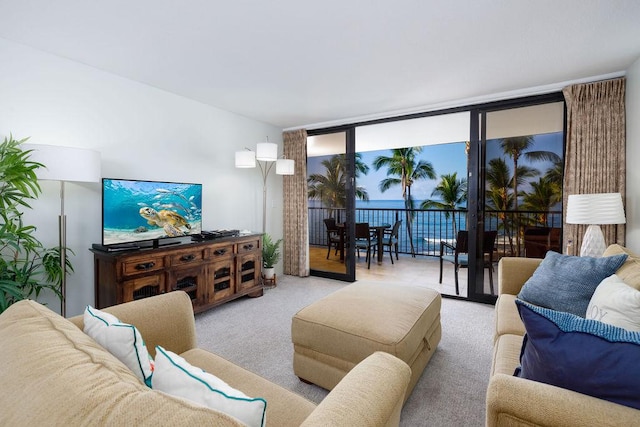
[626,56,640,253]
[0,38,284,316]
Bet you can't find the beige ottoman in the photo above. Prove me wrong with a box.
[291,281,441,401]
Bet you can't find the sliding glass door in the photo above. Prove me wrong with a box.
[306,94,564,300]
[307,129,356,281]
[468,100,565,301]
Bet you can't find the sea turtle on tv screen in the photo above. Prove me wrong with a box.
[139,207,191,237]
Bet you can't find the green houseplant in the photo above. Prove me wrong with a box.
[0,135,69,314]
[262,233,282,280]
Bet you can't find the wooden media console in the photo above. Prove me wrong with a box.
[91,234,263,313]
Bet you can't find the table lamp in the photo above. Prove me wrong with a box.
[565,192,626,257]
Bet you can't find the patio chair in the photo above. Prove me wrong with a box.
[439,230,498,295]
[323,218,341,259]
[381,220,402,264]
[355,222,377,269]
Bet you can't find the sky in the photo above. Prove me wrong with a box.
[307,132,564,202]
[356,142,467,201]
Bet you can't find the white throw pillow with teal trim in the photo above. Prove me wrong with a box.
[153,346,267,427]
[83,306,154,386]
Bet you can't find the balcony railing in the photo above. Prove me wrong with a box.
[309,206,562,258]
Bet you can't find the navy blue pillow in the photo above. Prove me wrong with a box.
[515,299,640,410]
[517,251,627,316]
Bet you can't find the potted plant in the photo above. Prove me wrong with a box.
[262,233,282,280]
[0,135,69,314]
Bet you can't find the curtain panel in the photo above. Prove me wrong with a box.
[282,129,310,276]
[562,77,626,253]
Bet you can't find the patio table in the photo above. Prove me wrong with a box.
[337,223,391,264]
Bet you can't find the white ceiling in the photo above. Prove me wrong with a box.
[1,0,639,129]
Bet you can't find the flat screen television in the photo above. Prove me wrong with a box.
[102,178,203,248]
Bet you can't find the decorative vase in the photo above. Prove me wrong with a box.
[263,267,275,280]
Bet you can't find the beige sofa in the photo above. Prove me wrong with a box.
[0,291,411,426]
[487,245,640,426]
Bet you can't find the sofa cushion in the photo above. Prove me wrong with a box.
[84,305,154,386]
[515,299,640,410]
[603,244,640,290]
[0,300,245,426]
[586,274,640,331]
[517,251,627,316]
[153,346,267,427]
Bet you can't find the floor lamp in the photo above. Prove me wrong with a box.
[235,138,294,233]
[23,144,101,317]
[566,192,626,257]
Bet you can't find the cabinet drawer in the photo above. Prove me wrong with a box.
[205,243,234,260]
[237,238,260,254]
[122,256,165,277]
[170,249,203,266]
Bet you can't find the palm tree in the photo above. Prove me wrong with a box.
[521,177,562,226]
[307,153,369,219]
[373,147,436,256]
[541,158,563,210]
[543,158,563,186]
[420,172,467,236]
[499,137,560,255]
[485,158,515,253]
[485,157,539,255]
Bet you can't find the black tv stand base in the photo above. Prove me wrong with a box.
[92,243,140,252]
[151,239,181,249]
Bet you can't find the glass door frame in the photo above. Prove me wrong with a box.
[467,93,565,303]
[307,126,356,282]
[308,92,564,296]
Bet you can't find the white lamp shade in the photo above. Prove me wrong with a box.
[566,193,626,225]
[256,142,277,161]
[276,158,295,175]
[235,150,256,168]
[23,143,101,182]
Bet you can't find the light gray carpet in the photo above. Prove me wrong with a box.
[195,275,495,426]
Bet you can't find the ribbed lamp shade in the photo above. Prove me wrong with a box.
[566,193,626,225]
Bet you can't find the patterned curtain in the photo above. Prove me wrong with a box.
[562,77,626,253]
[282,129,310,276]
